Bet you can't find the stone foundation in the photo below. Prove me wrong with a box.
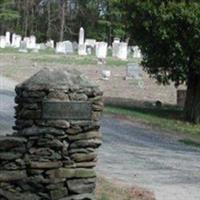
[0,68,103,200]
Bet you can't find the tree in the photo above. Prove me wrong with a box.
[124,1,200,123]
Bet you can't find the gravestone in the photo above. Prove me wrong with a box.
[38,43,46,50]
[28,35,36,49]
[177,90,186,107]
[56,42,66,54]
[95,42,108,59]
[5,31,11,46]
[117,42,128,60]
[56,41,73,54]
[78,27,87,55]
[101,70,111,80]
[0,36,6,48]
[46,39,54,48]
[132,46,142,58]
[12,34,22,48]
[18,41,28,53]
[79,27,85,45]
[112,38,120,57]
[85,39,96,48]
[126,63,142,80]
[72,41,78,51]
[0,68,103,200]
[87,46,92,55]
[64,41,73,54]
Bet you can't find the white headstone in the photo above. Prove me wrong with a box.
[38,43,46,50]
[112,38,120,57]
[28,35,36,49]
[85,39,96,48]
[5,32,11,46]
[0,36,6,48]
[55,41,73,54]
[56,42,66,54]
[12,33,16,46]
[133,46,142,58]
[86,47,92,55]
[96,42,108,59]
[46,40,54,48]
[78,44,87,56]
[72,41,78,51]
[12,34,22,48]
[117,42,128,60]
[19,41,28,53]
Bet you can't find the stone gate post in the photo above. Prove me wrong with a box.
[0,68,103,200]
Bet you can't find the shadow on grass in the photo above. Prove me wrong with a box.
[110,104,184,121]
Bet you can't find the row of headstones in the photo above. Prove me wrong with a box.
[0,32,54,52]
[0,29,142,60]
[55,27,142,60]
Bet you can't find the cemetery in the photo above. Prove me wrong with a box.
[0,1,200,200]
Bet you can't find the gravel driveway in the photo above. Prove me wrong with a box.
[98,115,200,200]
[0,75,16,135]
[0,75,200,200]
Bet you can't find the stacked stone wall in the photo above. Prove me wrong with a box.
[0,69,103,200]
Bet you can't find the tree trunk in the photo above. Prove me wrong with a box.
[47,1,51,40]
[60,0,66,41]
[184,73,200,123]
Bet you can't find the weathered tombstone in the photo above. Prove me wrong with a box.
[0,36,6,48]
[38,43,46,50]
[96,42,108,59]
[0,68,103,200]
[85,39,96,48]
[56,42,66,54]
[56,41,73,54]
[11,33,16,46]
[126,63,142,79]
[72,41,78,51]
[101,70,111,80]
[5,31,11,46]
[12,34,22,48]
[133,46,142,58]
[117,42,128,60]
[78,27,87,55]
[46,39,54,48]
[112,38,120,57]
[28,35,36,49]
[87,46,92,55]
[18,41,28,53]
[177,90,186,107]
[64,41,73,54]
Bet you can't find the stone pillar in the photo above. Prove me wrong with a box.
[78,27,87,56]
[79,27,85,45]
[0,68,103,200]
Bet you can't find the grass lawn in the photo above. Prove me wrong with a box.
[96,177,153,200]
[105,105,200,146]
[0,47,139,67]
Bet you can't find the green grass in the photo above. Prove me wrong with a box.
[179,139,200,147]
[105,105,200,138]
[96,177,138,200]
[0,48,139,67]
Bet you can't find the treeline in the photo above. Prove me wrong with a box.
[0,0,129,44]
